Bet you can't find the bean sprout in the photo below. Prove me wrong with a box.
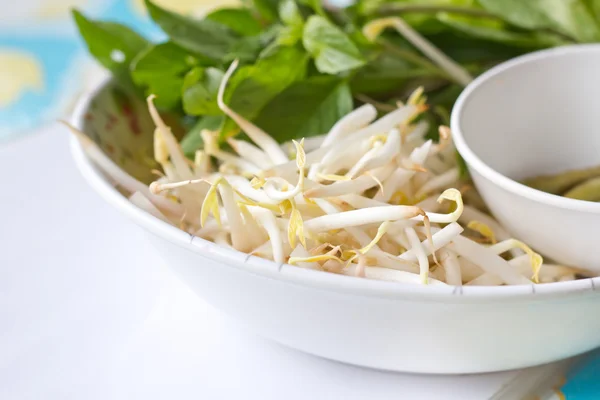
[69,88,594,287]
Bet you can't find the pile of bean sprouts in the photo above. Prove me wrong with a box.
[68,59,594,286]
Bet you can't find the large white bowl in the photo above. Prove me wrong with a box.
[451,44,600,272]
[71,79,600,374]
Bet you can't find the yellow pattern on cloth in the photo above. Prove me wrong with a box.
[131,0,240,17]
[0,49,44,107]
[35,0,88,19]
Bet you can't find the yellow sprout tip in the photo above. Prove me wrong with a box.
[292,139,306,169]
[467,221,497,244]
[359,221,391,254]
[437,188,461,204]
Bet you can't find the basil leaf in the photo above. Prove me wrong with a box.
[437,13,564,47]
[298,0,327,17]
[478,0,556,29]
[181,115,225,158]
[131,42,194,83]
[478,0,600,42]
[251,0,280,23]
[456,152,470,180]
[182,67,224,116]
[302,15,366,74]
[547,1,600,42]
[72,10,148,90]
[424,31,526,64]
[351,52,436,95]
[144,0,238,60]
[220,45,309,138]
[226,25,281,63]
[148,77,186,109]
[254,76,353,141]
[206,8,263,36]
[590,0,600,19]
[130,42,201,109]
[227,36,264,63]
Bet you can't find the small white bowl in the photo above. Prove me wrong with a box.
[71,78,600,375]
[451,44,600,272]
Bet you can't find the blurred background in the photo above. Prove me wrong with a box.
[0,0,244,142]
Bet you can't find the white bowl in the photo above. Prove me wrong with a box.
[71,79,600,374]
[451,44,600,272]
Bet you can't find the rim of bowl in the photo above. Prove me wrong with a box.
[451,44,600,214]
[70,77,600,302]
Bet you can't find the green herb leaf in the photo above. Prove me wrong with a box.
[277,0,304,47]
[590,0,600,20]
[220,45,309,138]
[351,52,436,95]
[254,76,353,141]
[131,42,195,83]
[144,0,239,60]
[227,36,264,62]
[478,0,556,30]
[206,8,263,36]
[226,26,281,62]
[456,151,470,180]
[130,42,200,108]
[148,77,186,109]
[436,12,563,47]
[72,9,148,90]
[182,67,225,116]
[424,30,526,65]
[302,15,366,74]
[478,0,600,42]
[279,0,304,26]
[181,115,225,158]
[277,24,305,46]
[251,0,280,23]
[298,0,327,17]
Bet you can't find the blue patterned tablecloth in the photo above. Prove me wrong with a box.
[554,350,600,399]
[0,0,223,142]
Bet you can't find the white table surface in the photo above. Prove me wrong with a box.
[0,126,539,400]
